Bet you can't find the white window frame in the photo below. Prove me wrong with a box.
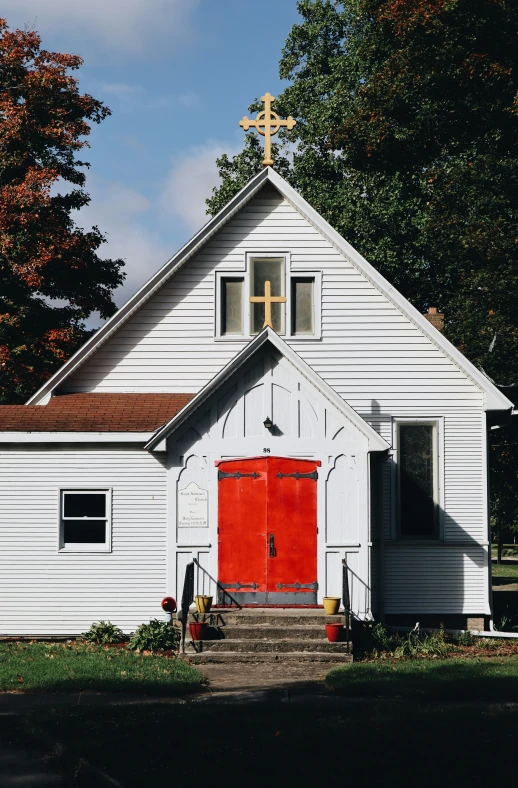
[58,488,112,553]
[215,273,245,339]
[215,252,322,341]
[391,418,444,541]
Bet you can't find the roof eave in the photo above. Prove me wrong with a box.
[264,169,513,413]
[26,168,272,405]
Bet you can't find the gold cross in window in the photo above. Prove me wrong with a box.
[250,280,287,330]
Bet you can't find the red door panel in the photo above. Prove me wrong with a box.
[217,458,268,603]
[217,457,319,605]
[266,457,318,600]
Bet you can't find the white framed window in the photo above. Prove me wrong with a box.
[215,253,322,340]
[392,419,444,540]
[58,489,112,552]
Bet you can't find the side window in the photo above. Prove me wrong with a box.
[59,490,111,551]
[221,278,244,335]
[397,423,438,539]
[291,277,314,335]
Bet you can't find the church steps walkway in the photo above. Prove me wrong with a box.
[182,608,353,665]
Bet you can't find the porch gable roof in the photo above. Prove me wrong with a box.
[145,327,389,452]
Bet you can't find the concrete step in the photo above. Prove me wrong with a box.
[209,625,331,641]
[185,651,353,665]
[190,639,352,654]
[186,610,347,627]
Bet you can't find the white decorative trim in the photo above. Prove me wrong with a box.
[146,328,389,452]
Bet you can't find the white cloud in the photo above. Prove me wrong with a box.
[160,140,241,233]
[76,176,170,308]
[2,0,200,55]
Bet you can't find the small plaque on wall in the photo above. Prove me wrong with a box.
[178,481,208,528]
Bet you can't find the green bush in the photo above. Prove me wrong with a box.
[81,621,127,645]
[371,623,395,652]
[128,619,180,652]
[456,630,477,647]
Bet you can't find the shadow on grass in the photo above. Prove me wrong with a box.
[326,656,518,701]
[2,701,518,787]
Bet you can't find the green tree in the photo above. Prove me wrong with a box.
[0,19,124,403]
[208,0,518,526]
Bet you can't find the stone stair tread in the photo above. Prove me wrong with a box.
[191,639,351,654]
[186,652,353,664]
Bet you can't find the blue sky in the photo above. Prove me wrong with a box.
[3,0,302,311]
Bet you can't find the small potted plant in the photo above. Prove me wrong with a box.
[189,620,207,641]
[322,596,341,615]
[195,595,213,613]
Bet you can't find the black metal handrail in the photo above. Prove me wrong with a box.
[342,556,351,649]
[177,558,242,653]
[178,561,195,654]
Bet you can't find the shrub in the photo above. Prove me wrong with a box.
[128,619,180,652]
[371,623,395,652]
[456,630,477,647]
[81,621,127,645]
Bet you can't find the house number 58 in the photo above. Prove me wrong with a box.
[263,448,271,453]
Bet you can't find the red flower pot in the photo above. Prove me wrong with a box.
[325,623,344,643]
[189,621,207,641]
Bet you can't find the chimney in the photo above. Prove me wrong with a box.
[424,306,445,332]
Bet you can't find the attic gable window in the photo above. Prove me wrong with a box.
[215,257,321,340]
[59,489,112,552]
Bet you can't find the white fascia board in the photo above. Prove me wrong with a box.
[145,327,389,452]
[26,169,272,405]
[265,169,514,413]
[0,432,153,443]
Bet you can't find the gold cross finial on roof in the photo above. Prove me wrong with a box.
[239,92,296,167]
[249,280,287,330]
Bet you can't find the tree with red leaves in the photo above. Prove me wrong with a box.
[0,19,124,403]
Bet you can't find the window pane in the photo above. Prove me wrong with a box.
[64,493,106,518]
[291,278,314,334]
[221,278,243,335]
[63,520,106,544]
[399,425,436,537]
[251,259,285,334]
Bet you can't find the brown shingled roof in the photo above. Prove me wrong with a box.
[0,393,194,432]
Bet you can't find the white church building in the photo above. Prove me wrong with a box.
[0,167,512,635]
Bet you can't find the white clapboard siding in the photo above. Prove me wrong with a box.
[384,545,489,614]
[0,446,167,635]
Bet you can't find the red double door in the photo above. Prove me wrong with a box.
[217,457,319,604]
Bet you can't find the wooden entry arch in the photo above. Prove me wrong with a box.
[216,456,320,604]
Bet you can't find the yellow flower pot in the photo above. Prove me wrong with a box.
[195,595,213,614]
[323,597,341,615]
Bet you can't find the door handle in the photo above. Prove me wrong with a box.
[269,533,276,557]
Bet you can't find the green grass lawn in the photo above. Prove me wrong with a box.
[0,641,202,694]
[326,655,518,700]
[2,700,517,786]
[492,562,518,582]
